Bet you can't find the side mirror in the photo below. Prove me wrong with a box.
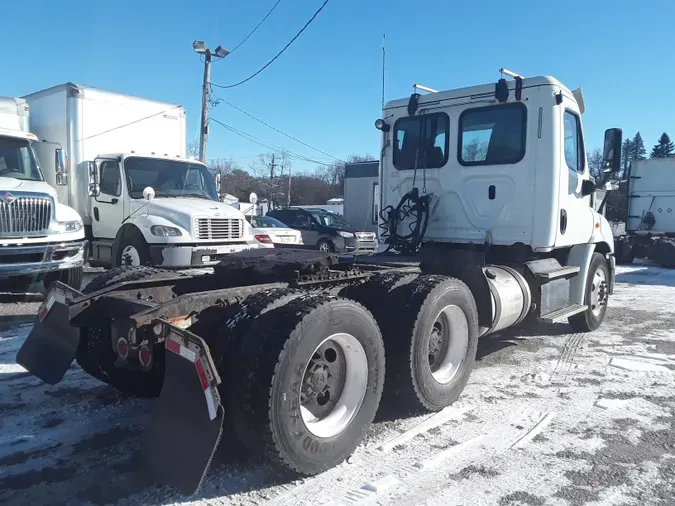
[54,149,68,186]
[581,179,596,196]
[143,187,155,201]
[602,128,622,176]
[87,161,100,197]
[215,174,221,195]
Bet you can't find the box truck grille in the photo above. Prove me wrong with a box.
[0,196,52,236]
[194,218,243,240]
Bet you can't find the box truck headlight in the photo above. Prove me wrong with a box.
[56,219,83,233]
[151,225,182,237]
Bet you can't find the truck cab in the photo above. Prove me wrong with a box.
[375,70,622,332]
[0,99,86,291]
[87,152,261,268]
[22,83,261,270]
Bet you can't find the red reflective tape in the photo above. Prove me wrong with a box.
[38,305,49,322]
[195,359,209,391]
[166,338,181,355]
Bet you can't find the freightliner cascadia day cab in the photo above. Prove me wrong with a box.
[23,83,262,269]
[17,70,623,495]
[0,96,86,291]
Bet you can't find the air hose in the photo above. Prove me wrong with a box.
[377,187,431,256]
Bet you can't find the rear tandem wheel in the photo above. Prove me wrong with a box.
[345,273,479,413]
[222,293,386,475]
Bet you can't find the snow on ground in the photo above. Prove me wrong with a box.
[1,264,674,506]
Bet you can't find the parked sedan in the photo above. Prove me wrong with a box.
[247,215,303,247]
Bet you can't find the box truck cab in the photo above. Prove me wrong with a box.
[24,83,261,268]
[0,96,86,290]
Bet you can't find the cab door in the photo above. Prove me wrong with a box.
[92,158,125,240]
[555,102,594,247]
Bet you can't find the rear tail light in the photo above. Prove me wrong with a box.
[297,235,303,244]
[255,234,272,244]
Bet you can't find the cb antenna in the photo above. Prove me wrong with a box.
[381,33,386,110]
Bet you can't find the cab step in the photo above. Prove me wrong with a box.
[533,265,580,280]
[540,304,587,323]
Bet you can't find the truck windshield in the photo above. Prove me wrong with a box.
[0,137,43,182]
[124,157,218,200]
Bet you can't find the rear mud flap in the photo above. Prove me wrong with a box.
[16,284,82,384]
[140,325,224,495]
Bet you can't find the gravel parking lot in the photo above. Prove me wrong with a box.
[1,262,674,506]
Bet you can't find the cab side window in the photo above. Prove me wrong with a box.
[99,161,121,196]
[564,111,585,173]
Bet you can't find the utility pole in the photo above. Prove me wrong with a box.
[192,41,229,163]
[199,52,211,163]
[287,164,292,207]
[269,154,277,209]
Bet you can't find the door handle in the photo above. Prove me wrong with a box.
[560,209,567,234]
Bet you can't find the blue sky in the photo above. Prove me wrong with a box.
[2,0,673,173]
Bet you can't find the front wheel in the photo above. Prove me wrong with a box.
[317,239,335,252]
[569,252,609,332]
[112,228,151,268]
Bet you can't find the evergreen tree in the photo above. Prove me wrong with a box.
[650,132,675,158]
[632,132,647,161]
[621,138,634,171]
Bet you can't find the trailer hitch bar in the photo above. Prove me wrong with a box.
[140,322,225,495]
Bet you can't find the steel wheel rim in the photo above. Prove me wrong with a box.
[428,304,469,385]
[300,333,368,438]
[121,245,141,266]
[590,267,607,317]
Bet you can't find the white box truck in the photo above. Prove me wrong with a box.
[0,96,86,291]
[23,83,262,269]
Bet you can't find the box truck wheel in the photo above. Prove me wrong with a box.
[113,227,151,267]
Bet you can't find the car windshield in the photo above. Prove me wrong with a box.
[250,216,287,228]
[124,157,218,200]
[308,210,350,228]
[0,137,43,182]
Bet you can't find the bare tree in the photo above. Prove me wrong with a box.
[586,148,603,179]
[249,150,293,208]
[462,137,488,162]
[187,138,200,159]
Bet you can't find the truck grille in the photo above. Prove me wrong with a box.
[0,195,52,236]
[193,218,243,240]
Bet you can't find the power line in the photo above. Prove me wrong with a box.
[209,117,332,166]
[211,0,329,90]
[222,100,343,162]
[217,0,284,58]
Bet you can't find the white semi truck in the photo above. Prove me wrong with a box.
[0,96,86,290]
[612,158,675,267]
[18,70,622,495]
[23,83,261,269]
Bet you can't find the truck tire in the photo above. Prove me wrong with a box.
[76,266,179,396]
[380,275,479,413]
[41,266,83,292]
[614,239,634,265]
[228,294,385,475]
[112,227,151,268]
[568,252,609,332]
